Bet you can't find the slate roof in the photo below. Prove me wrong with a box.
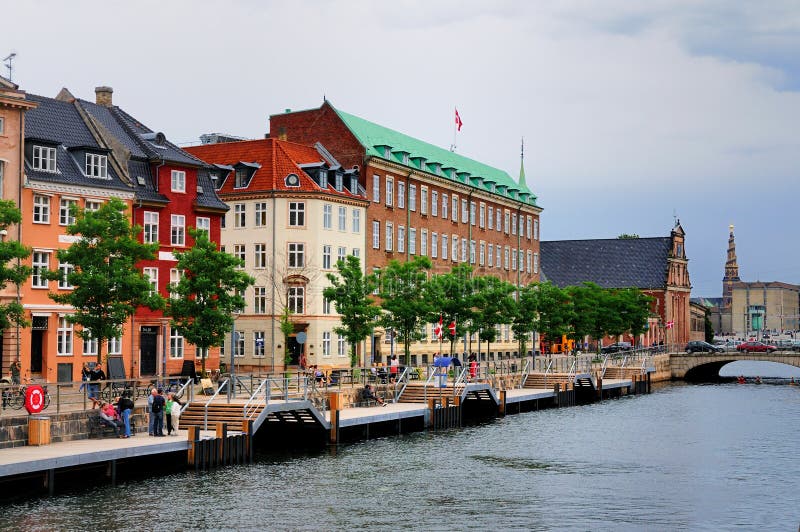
[540,237,672,290]
[185,138,366,201]
[332,105,538,206]
[24,94,132,193]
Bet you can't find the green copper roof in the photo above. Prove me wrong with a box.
[333,106,538,206]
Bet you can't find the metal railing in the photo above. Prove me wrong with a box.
[518,359,531,389]
[393,366,411,404]
[204,378,228,430]
[243,377,270,421]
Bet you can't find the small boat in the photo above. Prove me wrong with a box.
[754,376,762,385]
[737,376,746,384]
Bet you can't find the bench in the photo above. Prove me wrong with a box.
[87,412,135,438]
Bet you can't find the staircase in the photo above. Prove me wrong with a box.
[523,372,573,389]
[397,382,464,403]
[603,367,643,380]
[180,402,263,431]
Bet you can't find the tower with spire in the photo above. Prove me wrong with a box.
[722,224,740,310]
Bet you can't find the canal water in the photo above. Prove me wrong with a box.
[2,382,799,531]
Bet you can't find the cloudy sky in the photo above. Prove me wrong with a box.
[3,1,798,296]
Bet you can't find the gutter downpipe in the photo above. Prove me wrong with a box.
[466,188,474,357]
[271,189,277,372]
[16,108,24,367]
[152,157,166,382]
[365,155,375,368]
[516,201,524,358]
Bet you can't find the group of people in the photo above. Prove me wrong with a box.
[79,362,107,409]
[97,393,135,438]
[147,388,182,437]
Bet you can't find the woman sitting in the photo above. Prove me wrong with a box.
[98,401,125,437]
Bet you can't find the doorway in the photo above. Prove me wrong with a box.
[140,326,158,376]
[31,330,44,374]
[287,336,303,366]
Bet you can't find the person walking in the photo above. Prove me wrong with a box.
[9,360,21,385]
[89,364,106,408]
[165,392,182,436]
[78,363,91,393]
[389,354,399,384]
[148,388,158,436]
[152,388,166,436]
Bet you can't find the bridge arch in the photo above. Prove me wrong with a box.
[672,353,800,381]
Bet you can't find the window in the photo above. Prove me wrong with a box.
[57,316,73,356]
[170,269,182,298]
[234,168,249,189]
[85,200,102,212]
[234,331,245,357]
[322,331,331,357]
[83,335,98,357]
[534,252,539,273]
[431,190,438,216]
[470,201,476,225]
[534,219,539,240]
[338,335,346,357]
[255,202,268,227]
[338,206,346,231]
[421,229,427,256]
[108,336,122,356]
[431,232,438,258]
[85,153,108,178]
[527,250,532,274]
[385,223,393,251]
[254,243,267,269]
[288,243,305,268]
[479,242,485,266]
[398,226,405,253]
[497,245,503,269]
[319,169,328,189]
[386,177,394,206]
[373,175,380,202]
[323,204,332,229]
[323,296,332,314]
[254,331,266,357]
[398,181,405,209]
[352,248,360,258]
[352,209,360,233]
[33,195,50,223]
[289,202,305,226]
[372,221,380,249]
[512,249,518,271]
[350,175,358,194]
[504,211,510,234]
[337,246,346,262]
[504,247,510,270]
[323,245,332,269]
[170,328,184,358]
[196,217,210,237]
[488,206,494,230]
[470,240,476,264]
[372,267,380,295]
[421,186,428,214]
[143,211,159,243]
[59,198,77,226]
[451,235,458,262]
[461,238,467,262]
[288,285,304,313]
[234,203,246,228]
[442,194,448,219]
[441,234,447,260]
[479,203,486,228]
[409,184,417,212]
[519,248,525,271]
[488,244,493,267]
[451,195,458,222]
[171,215,185,246]
[512,214,517,235]
[0,161,3,193]
[143,267,158,295]
[461,199,468,223]
[335,172,343,192]
[409,228,417,255]
[171,170,186,192]
[519,216,524,237]
[32,251,49,288]
[496,209,502,232]
[32,145,57,172]
[57,262,74,289]
[0,117,3,134]
[254,286,267,314]
[234,244,245,266]
[527,216,532,239]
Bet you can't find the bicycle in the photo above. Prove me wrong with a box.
[1,383,51,411]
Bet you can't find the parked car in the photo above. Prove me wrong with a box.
[685,341,724,353]
[773,339,800,352]
[601,342,633,354]
[736,341,777,353]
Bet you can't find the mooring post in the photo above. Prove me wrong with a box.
[647,371,651,393]
[553,383,561,407]
[329,391,341,444]
[499,389,507,416]
[216,422,226,466]
[427,398,437,429]
[187,426,198,467]
[596,373,603,400]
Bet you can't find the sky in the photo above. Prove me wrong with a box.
[3,1,799,296]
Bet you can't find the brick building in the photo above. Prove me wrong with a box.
[270,102,542,363]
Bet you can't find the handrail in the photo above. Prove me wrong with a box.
[393,366,411,404]
[567,357,577,382]
[600,353,610,378]
[453,366,468,390]
[518,358,531,389]
[204,378,228,431]
[243,377,270,420]
[174,378,194,414]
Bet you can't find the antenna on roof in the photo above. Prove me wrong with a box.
[3,52,16,81]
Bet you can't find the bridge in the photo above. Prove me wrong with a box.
[670,352,800,381]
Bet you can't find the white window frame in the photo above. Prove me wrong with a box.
[442,193,448,219]
[461,199,468,223]
[83,335,98,358]
[451,235,458,262]
[409,184,416,212]
[512,213,517,235]
[512,249,517,271]
[32,145,57,172]
[479,203,485,228]
[488,206,494,230]
[143,211,159,243]
[59,198,77,226]
[496,209,502,232]
[409,228,417,255]
[255,202,268,227]
[57,316,73,356]
[431,190,438,217]
[461,237,467,263]
[254,243,267,269]
[338,206,346,231]
[254,331,266,357]
[352,209,360,233]
[33,195,50,224]
[196,217,210,237]
[32,251,50,288]
[254,286,268,314]
[170,328,185,358]
[170,269,183,299]
[234,244,245,267]
[527,216,532,239]
[322,331,331,357]
[85,153,108,179]
[442,234,448,260]
[373,175,381,203]
[480,242,485,266]
[451,195,458,222]
[288,242,305,268]
[337,335,346,357]
[534,219,539,240]
[171,214,186,246]
[398,181,405,209]
[143,267,158,296]
[323,204,332,229]
[420,186,428,215]
[431,232,438,259]
[289,202,306,227]
[234,203,246,228]
[58,262,74,290]
[534,252,539,274]
[288,285,305,314]
[323,245,332,269]
[386,222,393,252]
[398,226,405,253]
[108,336,122,356]
[372,221,380,249]
[85,200,102,212]
[386,177,394,207]
[421,229,428,257]
[337,246,346,263]
[171,170,186,192]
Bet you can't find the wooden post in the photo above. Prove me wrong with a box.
[216,422,226,466]
[329,392,340,444]
[498,390,507,416]
[427,398,437,429]
[647,371,651,393]
[187,426,198,466]
[553,383,560,406]
[596,373,603,400]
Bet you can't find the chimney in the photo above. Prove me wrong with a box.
[95,86,113,106]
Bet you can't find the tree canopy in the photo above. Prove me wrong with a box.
[0,201,31,331]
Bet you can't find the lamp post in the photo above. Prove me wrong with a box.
[228,310,241,402]
[161,318,168,388]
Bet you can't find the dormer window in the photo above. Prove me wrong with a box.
[235,168,248,188]
[285,173,300,187]
[210,174,219,189]
[350,175,358,194]
[171,170,186,192]
[384,146,391,158]
[401,153,409,165]
[319,169,328,188]
[335,173,343,192]
[85,153,108,178]
[33,145,57,172]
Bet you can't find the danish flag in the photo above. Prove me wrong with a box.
[448,320,457,336]
[666,320,675,329]
[433,316,443,339]
[455,109,463,132]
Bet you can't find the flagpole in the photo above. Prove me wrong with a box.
[451,107,457,152]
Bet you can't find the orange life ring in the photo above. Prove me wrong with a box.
[25,385,46,414]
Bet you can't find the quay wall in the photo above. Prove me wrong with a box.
[0,407,148,449]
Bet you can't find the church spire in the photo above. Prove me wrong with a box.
[722,224,740,309]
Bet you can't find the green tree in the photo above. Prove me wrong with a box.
[167,228,254,375]
[427,264,477,355]
[0,201,31,331]
[323,255,381,367]
[378,256,433,365]
[514,282,573,354]
[617,233,640,239]
[616,288,653,345]
[565,282,605,352]
[49,198,163,365]
[278,306,295,367]
[704,308,715,343]
[472,275,516,360]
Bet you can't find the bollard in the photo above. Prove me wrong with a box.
[499,390,507,416]
[329,391,341,444]
[187,426,198,466]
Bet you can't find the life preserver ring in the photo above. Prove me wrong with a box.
[25,385,46,414]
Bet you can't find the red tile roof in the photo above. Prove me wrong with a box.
[185,138,362,199]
